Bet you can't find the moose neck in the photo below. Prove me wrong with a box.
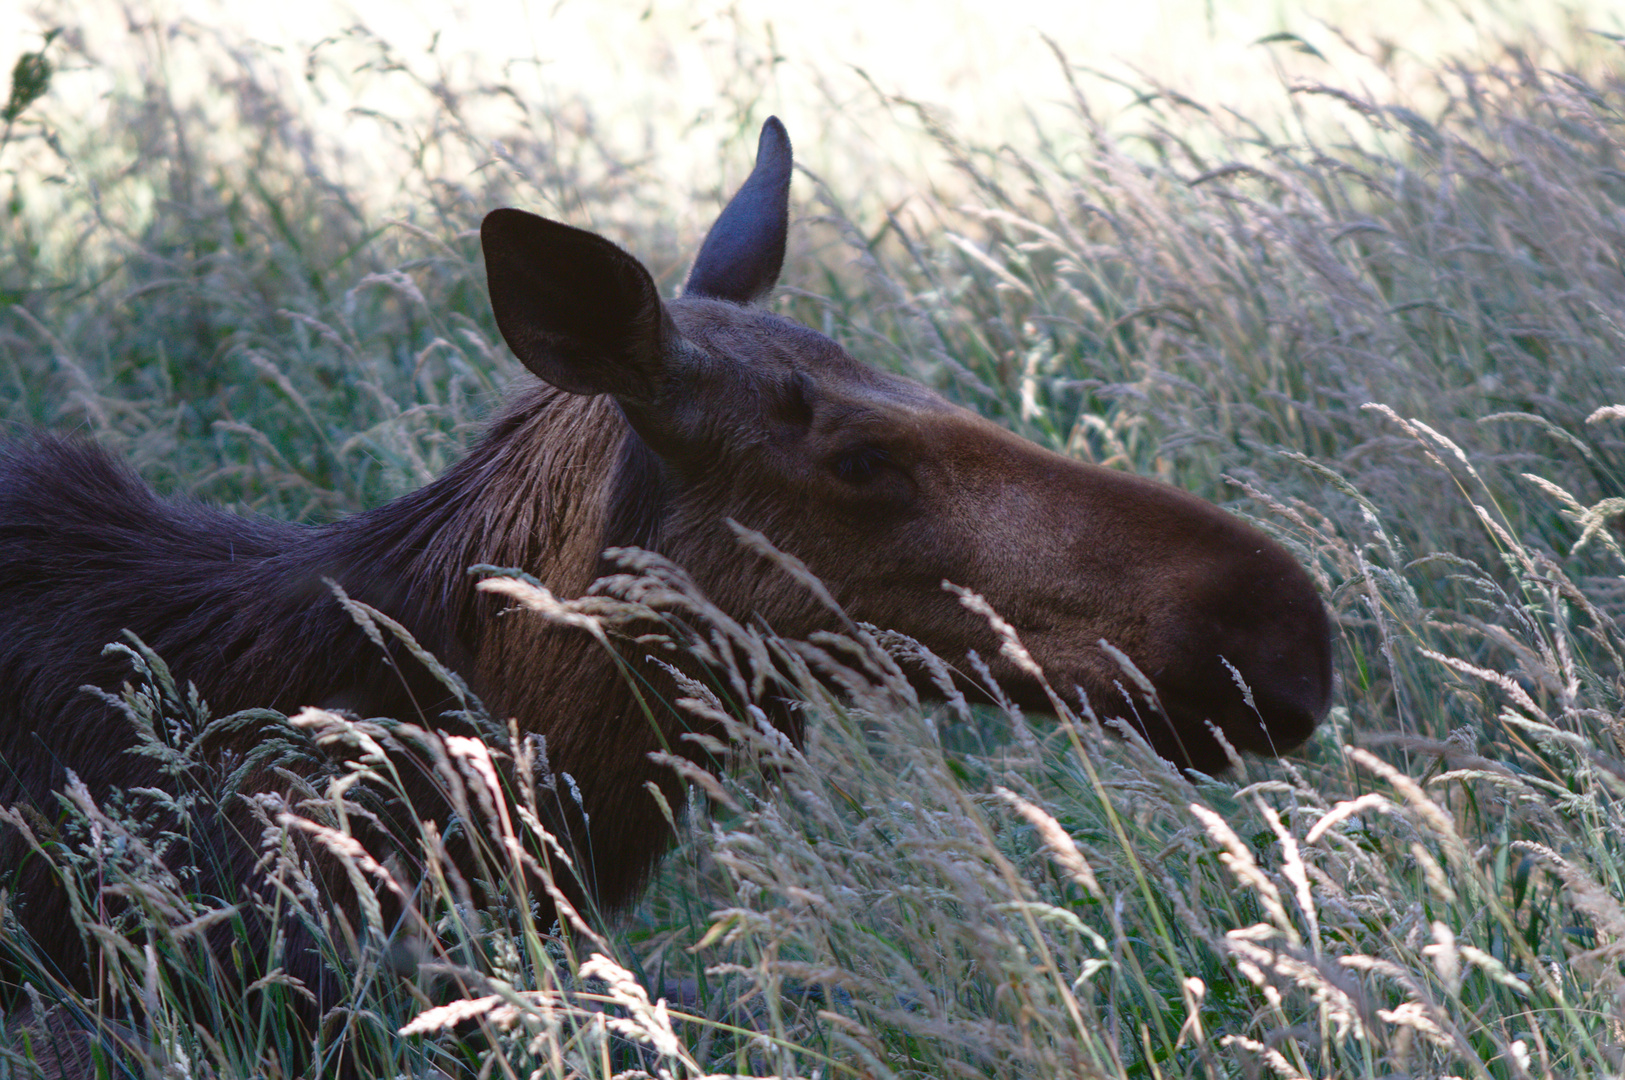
[331,381,661,710]
[322,382,695,906]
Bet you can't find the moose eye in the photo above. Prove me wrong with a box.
[830,445,894,484]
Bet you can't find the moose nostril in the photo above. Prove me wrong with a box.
[1169,571,1333,759]
[1251,685,1323,752]
[1238,619,1334,751]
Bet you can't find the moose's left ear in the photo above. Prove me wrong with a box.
[481,209,680,404]
[683,116,793,304]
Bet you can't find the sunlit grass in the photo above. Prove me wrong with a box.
[7,2,1625,1077]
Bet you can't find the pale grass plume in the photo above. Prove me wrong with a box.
[1304,791,1396,845]
[994,786,1104,900]
[1520,472,1625,559]
[1222,932,1367,1042]
[1339,953,1416,983]
[1513,840,1625,969]
[477,576,613,649]
[1217,1033,1312,1080]
[1422,920,1461,996]
[1202,716,1246,775]
[576,953,683,1061]
[1258,800,1319,954]
[1177,976,1206,1052]
[289,705,389,765]
[445,734,520,864]
[1494,708,1593,753]
[1190,802,1295,944]
[1410,842,1459,905]
[399,995,511,1036]
[1456,946,1531,997]
[1414,648,1549,724]
[1344,746,1469,869]
[944,582,1044,680]
[1376,1000,1453,1050]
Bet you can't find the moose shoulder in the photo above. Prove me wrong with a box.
[0,116,1331,992]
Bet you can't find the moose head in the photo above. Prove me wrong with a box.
[479,117,1333,774]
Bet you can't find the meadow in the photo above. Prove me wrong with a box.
[5,2,1625,1077]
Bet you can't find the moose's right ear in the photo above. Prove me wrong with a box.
[683,116,792,304]
[481,209,677,403]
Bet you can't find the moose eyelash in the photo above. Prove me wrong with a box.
[784,370,816,426]
[832,445,892,482]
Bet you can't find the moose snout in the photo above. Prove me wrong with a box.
[943,450,1335,774]
[1139,547,1334,772]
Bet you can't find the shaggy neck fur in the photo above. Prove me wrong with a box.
[0,384,693,1025]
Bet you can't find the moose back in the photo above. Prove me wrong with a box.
[0,117,1332,993]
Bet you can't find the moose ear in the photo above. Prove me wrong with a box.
[481,208,677,402]
[683,117,792,304]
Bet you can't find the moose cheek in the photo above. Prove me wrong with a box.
[819,471,919,521]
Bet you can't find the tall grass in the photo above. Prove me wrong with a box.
[7,3,1625,1077]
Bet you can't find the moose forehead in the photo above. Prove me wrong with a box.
[668,298,953,421]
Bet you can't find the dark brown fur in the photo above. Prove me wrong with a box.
[0,118,1333,1054]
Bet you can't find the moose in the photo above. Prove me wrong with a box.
[0,117,1332,1047]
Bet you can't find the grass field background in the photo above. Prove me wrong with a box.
[7,1,1625,1077]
